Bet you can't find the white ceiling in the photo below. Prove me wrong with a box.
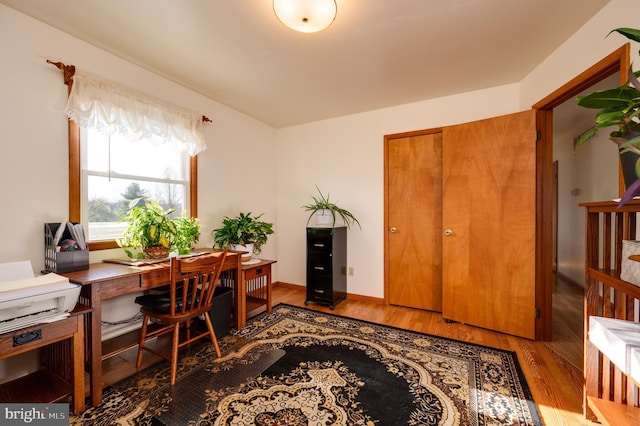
[1,0,610,128]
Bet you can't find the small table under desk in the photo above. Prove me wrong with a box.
[0,305,89,413]
[58,250,242,407]
[241,259,276,318]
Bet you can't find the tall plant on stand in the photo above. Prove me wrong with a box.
[575,28,640,206]
[302,186,361,229]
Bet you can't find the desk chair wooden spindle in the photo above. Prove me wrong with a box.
[134,250,228,384]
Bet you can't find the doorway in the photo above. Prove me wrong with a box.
[534,43,630,340]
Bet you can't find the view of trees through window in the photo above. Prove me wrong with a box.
[82,129,189,242]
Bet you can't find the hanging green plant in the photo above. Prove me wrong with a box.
[575,28,640,205]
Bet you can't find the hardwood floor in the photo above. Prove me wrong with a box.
[102,276,592,425]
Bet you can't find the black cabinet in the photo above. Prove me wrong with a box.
[305,226,347,309]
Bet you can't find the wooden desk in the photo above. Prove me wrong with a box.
[0,306,89,413]
[59,250,241,407]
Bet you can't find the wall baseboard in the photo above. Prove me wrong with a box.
[555,271,583,289]
[273,281,304,290]
[273,281,384,304]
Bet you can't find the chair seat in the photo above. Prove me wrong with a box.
[135,293,199,315]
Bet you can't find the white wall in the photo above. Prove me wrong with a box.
[0,5,277,381]
[276,84,522,298]
[520,0,640,109]
[0,4,278,270]
[553,109,619,284]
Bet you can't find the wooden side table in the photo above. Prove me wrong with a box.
[0,305,89,413]
[242,259,276,319]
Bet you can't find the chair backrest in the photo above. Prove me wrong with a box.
[168,250,228,318]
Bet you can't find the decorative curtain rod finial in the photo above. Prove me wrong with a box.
[46,59,75,86]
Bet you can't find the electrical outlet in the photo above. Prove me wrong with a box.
[348,267,354,276]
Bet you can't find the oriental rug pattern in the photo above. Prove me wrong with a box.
[71,304,541,425]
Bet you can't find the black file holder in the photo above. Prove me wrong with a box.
[44,222,89,273]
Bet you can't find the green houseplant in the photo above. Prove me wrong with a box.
[575,27,640,205]
[302,185,361,229]
[172,213,201,255]
[212,212,274,256]
[118,198,177,259]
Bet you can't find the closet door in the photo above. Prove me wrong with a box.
[386,131,443,312]
[442,110,536,339]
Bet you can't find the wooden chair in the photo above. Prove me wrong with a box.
[135,250,228,384]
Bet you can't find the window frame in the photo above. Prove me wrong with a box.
[69,120,198,251]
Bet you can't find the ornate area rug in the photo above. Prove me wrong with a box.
[71,304,541,425]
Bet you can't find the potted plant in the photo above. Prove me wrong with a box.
[172,213,201,255]
[302,185,361,229]
[118,198,177,259]
[575,27,640,205]
[212,212,274,259]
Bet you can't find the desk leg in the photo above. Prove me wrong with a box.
[266,265,273,314]
[236,259,246,329]
[72,314,85,413]
[87,284,102,407]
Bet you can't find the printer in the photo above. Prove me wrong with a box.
[0,261,81,334]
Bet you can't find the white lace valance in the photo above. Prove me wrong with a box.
[65,70,207,156]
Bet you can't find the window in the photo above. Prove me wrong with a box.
[69,123,198,251]
[81,128,190,243]
[58,67,205,250]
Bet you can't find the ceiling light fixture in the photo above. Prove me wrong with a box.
[273,0,337,33]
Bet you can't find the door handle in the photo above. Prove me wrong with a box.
[389,227,397,233]
[444,229,453,237]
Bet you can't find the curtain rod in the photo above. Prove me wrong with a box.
[47,59,213,123]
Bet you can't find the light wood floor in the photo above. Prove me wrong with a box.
[103,275,591,425]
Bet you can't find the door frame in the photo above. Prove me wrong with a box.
[552,160,558,273]
[533,43,629,340]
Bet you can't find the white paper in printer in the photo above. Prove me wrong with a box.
[0,261,81,333]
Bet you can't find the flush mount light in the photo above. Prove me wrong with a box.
[273,0,337,33]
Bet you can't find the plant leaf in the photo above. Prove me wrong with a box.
[619,135,640,150]
[574,126,598,148]
[629,66,640,90]
[610,28,640,44]
[618,178,640,207]
[576,87,640,109]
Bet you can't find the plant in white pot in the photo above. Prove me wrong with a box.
[211,212,274,261]
[302,186,361,229]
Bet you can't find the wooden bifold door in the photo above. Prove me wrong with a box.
[386,131,443,312]
[385,110,536,339]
